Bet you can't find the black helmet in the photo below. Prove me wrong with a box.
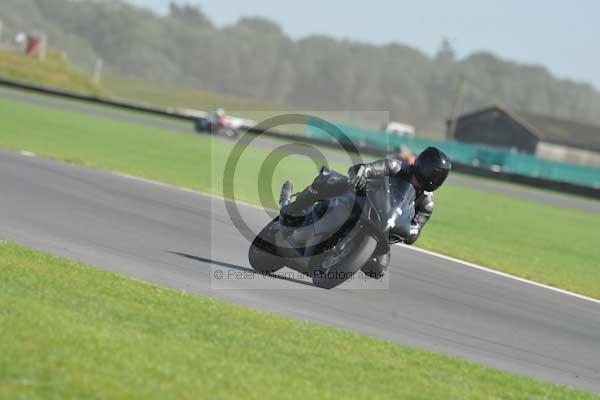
[413,147,451,191]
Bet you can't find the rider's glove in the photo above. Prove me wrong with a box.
[349,164,369,191]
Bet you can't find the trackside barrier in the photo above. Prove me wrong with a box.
[305,118,600,189]
[0,76,198,121]
[1,76,599,199]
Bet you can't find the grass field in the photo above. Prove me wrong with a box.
[0,48,283,119]
[103,74,285,115]
[0,241,596,399]
[0,96,599,298]
[102,75,381,132]
[0,48,381,131]
[0,49,103,95]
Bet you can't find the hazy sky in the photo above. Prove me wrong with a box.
[126,0,600,89]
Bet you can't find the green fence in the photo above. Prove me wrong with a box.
[305,118,600,188]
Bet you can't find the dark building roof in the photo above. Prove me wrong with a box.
[457,106,600,153]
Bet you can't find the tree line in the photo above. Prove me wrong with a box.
[2,0,600,136]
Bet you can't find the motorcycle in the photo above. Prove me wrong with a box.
[248,166,417,289]
[194,116,240,138]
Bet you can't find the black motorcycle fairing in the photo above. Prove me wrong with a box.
[356,214,390,256]
[286,191,365,258]
[362,175,416,243]
[277,171,416,257]
[387,177,417,243]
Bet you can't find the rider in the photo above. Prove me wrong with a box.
[212,108,228,132]
[280,146,451,277]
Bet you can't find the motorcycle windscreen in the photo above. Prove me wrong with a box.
[384,177,416,241]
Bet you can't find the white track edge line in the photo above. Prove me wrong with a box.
[111,170,600,305]
[396,244,600,305]
[18,151,597,305]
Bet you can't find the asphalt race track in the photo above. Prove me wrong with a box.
[1,86,599,214]
[1,149,599,391]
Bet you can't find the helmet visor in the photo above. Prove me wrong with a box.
[421,168,448,191]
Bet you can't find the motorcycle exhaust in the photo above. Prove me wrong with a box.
[279,181,293,208]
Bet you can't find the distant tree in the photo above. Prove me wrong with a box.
[169,2,213,29]
[435,38,456,64]
[236,17,283,36]
[6,0,600,135]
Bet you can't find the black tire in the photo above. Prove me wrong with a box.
[311,233,378,289]
[361,252,390,279]
[194,118,210,133]
[248,219,284,274]
[223,128,239,138]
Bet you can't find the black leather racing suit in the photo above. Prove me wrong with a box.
[348,158,434,244]
[349,158,434,277]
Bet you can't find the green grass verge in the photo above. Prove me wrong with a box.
[0,49,102,95]
[0,48,273,113]
[102,75,379,131]
[0,48,379,133]
[103,74,286,117]
[0,48,287,121]
[0,96,599,299]
[0,241,596,399]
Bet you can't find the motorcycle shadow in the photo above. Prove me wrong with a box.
[168,251,315,288]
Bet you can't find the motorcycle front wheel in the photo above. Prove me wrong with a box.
[248,218,284,274]
[311,232,378,289]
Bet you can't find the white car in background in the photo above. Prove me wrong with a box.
[382,121,416,137]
